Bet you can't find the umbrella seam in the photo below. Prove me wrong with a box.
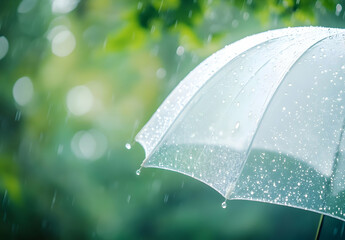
[323,116,345,204]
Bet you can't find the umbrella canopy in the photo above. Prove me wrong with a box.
[136,27,345,221]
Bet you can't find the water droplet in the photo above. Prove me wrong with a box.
[136,169,141,176]
[221,201,227,208]
[125,143,131,150]
[234,121,240,130]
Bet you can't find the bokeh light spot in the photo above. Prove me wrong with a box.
[156,68,167,79]
[51,29,76,57]
[0,36,9,60]
[71,129,108,160]
[67,85,94,116]
[17,0,37,13]
[52,0,80,14]
[12,76,34,106]
[176,45,185,56]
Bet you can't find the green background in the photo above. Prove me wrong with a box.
[1,0,345,239]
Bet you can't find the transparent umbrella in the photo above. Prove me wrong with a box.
[135,27,345,225]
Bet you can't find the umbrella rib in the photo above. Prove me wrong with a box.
[139,34,296,169]
[196,145,207,163]
[226,32,344,199]
[217,42,295,144]
[323,116,345,205]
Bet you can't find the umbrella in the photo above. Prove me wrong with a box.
[135,27,345,223]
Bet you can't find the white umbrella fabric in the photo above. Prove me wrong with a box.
[136,27,345,221]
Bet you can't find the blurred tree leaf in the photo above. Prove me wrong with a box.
[152,0,180,11]
[176,23,203,50]
[0,155,21,202]
[138,0,202,29]
[106,23,146,51]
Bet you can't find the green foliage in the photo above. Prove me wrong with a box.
[138,0,202,29]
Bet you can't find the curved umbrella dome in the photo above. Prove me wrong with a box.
[136,27,345,221]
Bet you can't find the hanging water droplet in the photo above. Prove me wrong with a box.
[221,201,227,208]
[125,143,132,150]
[136,169,141,176]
